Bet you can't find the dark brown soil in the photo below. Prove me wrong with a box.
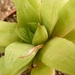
[0,53,4,58]
[4,10,17,22]
[0,0,15,20]
[55,71,68,75]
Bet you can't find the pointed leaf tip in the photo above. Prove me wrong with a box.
[32,24,48,45]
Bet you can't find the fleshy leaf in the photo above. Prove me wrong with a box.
[16,23,38,43]
[16,27,33,43]
[52,0,75,37]
[28,0,41,20]
[14,0,40,26]
[4,42,43,75]
[38,37,75,75]
[32,24,48,45]
[0,57,4,75]
[14,0,41,43]
[0,46,5,52]
[0,21,20,46]
[64,28,75,44]
[16,62,32,75]
[41,0,68,36]
[28,22,38,33]
[31,58,55,75]
[59,0,69,10]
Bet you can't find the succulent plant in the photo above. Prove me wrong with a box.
[0,0,75,75]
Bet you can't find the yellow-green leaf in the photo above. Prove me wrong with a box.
[64,28,75,44]
[5,42,43,75]
[16,62,32,75]
[16,23,38,43]
[28,0,41,20]
[52,0,75,37]
[0,21,20,46]
[32,25,48,45]
[0,46,5,52]
[38,37,75,75]
[31,58,55,75]
[41,0,68,36]
[0,57,4,75]
[14,0,40,26]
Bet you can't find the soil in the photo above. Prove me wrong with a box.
[55,71,68,75]
[0,0,15,20]
[0,0,69,75]
[4,10,17,22]
[0,53,4,58]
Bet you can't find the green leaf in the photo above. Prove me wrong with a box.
[59,0,69,10]
[16,23,38,43]
[31,58,55,75]
[4,42,43,75]
[28,22,38,33]
[32,24,48,45]
[52,0,75,37]
[16,62,32,75]
[14,0,41,43]
[14,0,40,26]
[0,57,5,75]
[41,0,68,36]
[0,46,5,52]
[38,37,75,75]
[16,27,33,43]
[28,0,41,20]
[0,21,20,46]
[64,28,75,44]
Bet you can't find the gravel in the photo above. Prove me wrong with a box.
[0,0,15,20]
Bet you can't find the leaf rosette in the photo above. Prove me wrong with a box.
[0,0,75,75]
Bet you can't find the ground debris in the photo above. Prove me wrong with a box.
[0,0,15,20]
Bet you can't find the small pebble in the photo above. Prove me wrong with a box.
[0,0,15,20]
